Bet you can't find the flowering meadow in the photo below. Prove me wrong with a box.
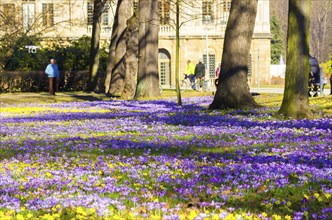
[0,95,331,220]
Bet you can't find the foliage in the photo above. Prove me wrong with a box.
[47,36,108,72]
[0,34,48,71]
[0,35,109,73]
[270,15,284,64]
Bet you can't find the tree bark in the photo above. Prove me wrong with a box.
[209,0,260,110]
[104,0,132,95]
[135,0,160,98]
[120,13,139,99]
[278,0,312,119]
[88,0,106,92]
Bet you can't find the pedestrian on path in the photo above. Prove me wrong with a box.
[45,58,60,96]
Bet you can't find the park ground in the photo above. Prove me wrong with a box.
[0,91,331,220]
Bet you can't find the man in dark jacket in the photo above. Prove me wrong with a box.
[195,59,205,91]
[308,55,321,97]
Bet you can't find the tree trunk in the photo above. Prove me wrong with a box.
[175,0,182,105]
[104,0,132,95]
[278,0,312,119]
[88,0,105,92]
[120,13,139,99]
[135,0,160,98]
[209,0,259,110]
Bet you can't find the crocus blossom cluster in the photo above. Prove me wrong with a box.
[0,96,331,219]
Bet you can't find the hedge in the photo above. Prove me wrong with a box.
[0,71,105,93]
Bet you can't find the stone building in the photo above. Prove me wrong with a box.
[0,0,271,87]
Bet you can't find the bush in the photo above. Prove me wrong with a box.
[0,71,105,93]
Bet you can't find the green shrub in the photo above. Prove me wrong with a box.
[0,71,105,93]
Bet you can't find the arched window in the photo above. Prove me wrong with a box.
[158,49,171,86]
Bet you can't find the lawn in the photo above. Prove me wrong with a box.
[0,92,331,220]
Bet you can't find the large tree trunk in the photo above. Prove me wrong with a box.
[278,0,312,119]
[104,0,132,95]
[134,0,160,98]
[120,13,139,99]
[209,0,259,110]
[88,0,106,92]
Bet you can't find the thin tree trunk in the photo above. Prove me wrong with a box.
[135,0,160,98]
[279,0,312,119]
[175,0,182,105]
[209,0,260,110]
[88,0,105,92]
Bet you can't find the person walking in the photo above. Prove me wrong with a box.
[45,58,60,95]
[194,59,205,91]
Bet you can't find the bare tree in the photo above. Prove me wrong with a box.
[135,0,160,98]
[278,0,312,119]
[310,0,332,62]
[209,0,260,110]
[173,0,201,105]
[164,0,205,105]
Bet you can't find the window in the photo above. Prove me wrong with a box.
[42,3,54,26]
[87,2,93,25]
[219,0,231,25]
[159,0,170,25]
[202,1,213,22]
[203,54,216,78]
[87,2,109,26]
[159,50,171,86]
[22,0,35,30]
[102,3,110,25]
[222,0,231,12]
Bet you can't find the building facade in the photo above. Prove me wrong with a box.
[0,0,271,87]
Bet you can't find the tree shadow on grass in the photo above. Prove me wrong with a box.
[2,98,330,130]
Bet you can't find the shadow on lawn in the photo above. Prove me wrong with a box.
[2,98,331,130]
